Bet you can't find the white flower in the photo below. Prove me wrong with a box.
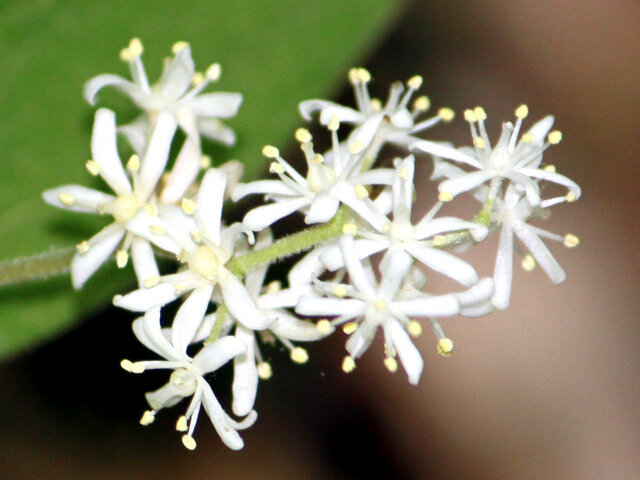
[84,39,242,151]
[299,68,454,150]
[412,105,581,206]
[321,156,487,286]
[121,308,256,450]
[232,126,394,232]
[113,169,273,332]
[296,235,462,385]
[491,185,580,309]
[43,108,177,288]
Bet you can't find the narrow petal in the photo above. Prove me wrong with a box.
[270,310,333,341]
[219,269,273,330]
[188,92,243,118]
[349,114,384,147]
[160,136,202,204]
[320,238,386,271]
[232,326,258,416]
[132,307,179,361]
[113,282,180,312]
[492,226,514,310]
[137,110,178,200]
[242,197,310,232]
[525,115,555,143]
[194,335,246,373]
[71,223,124,289]
[411,140,483,169]
[172,284,214,355]
[329,182,387,231]
[517,167,581,199]
[388,320,423,385]
[83,74,149,107]
[231,180,296,201]
[406,244,478,286]
[414,216,488,241]
[392,294,460,317]
[130,237,159,288]
[197,118,236,145]
[197,169,227,245]
[305,194,340,224]
[160,47,194,99]
[200,385,246,450]
[288,245,332,286]
[257,285,313,309]
[118,115,149,156]
[455,277,494,306]
[91,109,131,195]
[42,185,114,213]
[513,222,566,284]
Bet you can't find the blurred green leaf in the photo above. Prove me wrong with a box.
[0,0,400,359]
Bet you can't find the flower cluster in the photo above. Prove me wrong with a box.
[43,40,581,450]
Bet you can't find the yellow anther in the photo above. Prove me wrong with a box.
[58,193,75,206]
[564,234,580,248]
[257,362,273,380]
[357,67,371,83]
[127,154,140,172]
[348,68,359,84]
[473,106,487,121]
[181,197,198,215]
[521,132,535,143]
[295,128,312,143]
[438,107,455,122]
[173,283,187,293]
[140,410,155,426]
[370,98,382,112]
[176,415,188,432]
[342,355,356,373]
[269,162,284,174]
[354,184,369,199]
[374,298,387,310]
[408,320,422,337]
[413,95,430,112]
[399,166,410,180]
[432,235,448,247]
[142,203,157,217]
[543,164,556,173]
[144,275,160,288]
[191,72,205,86]
[120,359,133,372]
[548,130,563,144]
[190,230,203,244]
[407,75,423,90]
[172,41,189,54]
[265,280,282,293]
[316,319,332,335]
[566,191,577,203]
[333,285,347,298]
[290,347,309,364]
[116,250,129,269]
[76,240,90,254]
[521,254,536,271]
[438,191,454,202]
[128,38,143,57]
[349,140,364,154]
[149,224,165,235]
[119,47,133,62]
[312,154,324,164]
[130,362,146,374]
[262,145,280,158]
[328,116,340,131]
[176,251,187,263]
[384,356,398,373]
[85,159,101,176]
[515,104,529,119]
[473,137,486,149]
[343,322,358,334]
[200,155,212,169]
[437,338,454,357]
[206,63,221,81]
[463,109,477,122]
[342,223,357,235]
[182,435,197,451]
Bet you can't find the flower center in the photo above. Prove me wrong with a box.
[169,368,198,397]
[489,146,511,172]
[390,222,414,243]
[109,193,141,224]
[306,164,336,193]
[187,245,222,278]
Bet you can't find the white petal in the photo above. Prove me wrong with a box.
[351,168,396,187]
[392,293,460,317]
[91,109,131,195]
[379,250,413,298]
[415,216,488,241]
[132,307,179,361]
[411,140,483,169]
[517,167,581,199]
[329,182,387,231]
[295,296,364,318]
[219,269,273,330]
[188,92,243,118]
[339,235,376,297]
[406,244,478,286]
[320,238,385,271]
[288,245,331,286]
[160,47,194,99]
[197,169,227,245]
[194,335,246,373]
[232,180,296,201]
[197,118,236,145]
[200,385,246,451]
[242,197,310,232]
[257,285,313,309]
[492,226,514,310]
[232,326,258,416]
[455,277,494,306]
[130,237,159,288]
[299,100,362,124]
[126,211,183,254]
[172,284,214,355]
[305,194,339,224]
[160,137,202,204]
[118,115,150,156]
[113,282,180,312]
[388,320,423,385]
[525,115,555,143]
[71,223,124,289]
[42,185,114,213]
[83,74,149,106]
[503,171,541,206]
[513,222,566,284]
[349,114,384,147]
[137,110,178,200]
[438,170,496,197]
[346,321,377,358]
[270,310,333,341]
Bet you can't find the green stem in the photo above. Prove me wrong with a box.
[0,247,74,287]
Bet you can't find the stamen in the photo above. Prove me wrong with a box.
[342,356,356,373]
[116,250,129,268]
[543,164,556,173]
[515,104,529,119]
[312,154,324,164]
[85,160,101,176]
[120,359,134,372]
[181,198,198,215]
[566,191,577,203]
[328,116,340,131]
[564,234,580,248]
[521,254,536,271]
[171,41,189,54]
[190,230,203,244]
[200,155,212,169]
[269,162,284,174]
[76,241,90,254]
[182,435,197,450]
[413,95,430,112]
[407,75,423,90]
[343,322,358,334]
[58,193,75,206]
[206,63,221,81]
[192,72,205,86]
[463,109,477,122]
[370,98,382,112]
[262,145,280,158]
[127,154,140,172]
[408,320,422,337]
[354,184,368,199]
[384,356,398,373]
[473,106,487,121]
[473,137,486,149]
[130,362,145,374]
[295,128,312,143]
[437,338,454,357]
[257,362,273,380]
[438,191,454,202]
[144,275,160,288]
[140,410,155,426]
[438,107,455,122]
[316,319,332,334]
[520,132,535,143]
[176,415,188,432]
[333,285,347,298]
[548,130,563,144]
[128,38,143,57]
[290,347,309,364]
[266,280,282,293]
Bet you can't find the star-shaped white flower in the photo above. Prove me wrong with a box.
[296,235,463,385]
[299,68,455,150]
[121,307,256,450]
[84,39,242,152]
[43,108,177,288]
[114,168,273,333]
[412,105,581,206]
[321,156,487,287]
[232,126,394,232]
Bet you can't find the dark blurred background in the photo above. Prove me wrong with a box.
[1,1,639,478]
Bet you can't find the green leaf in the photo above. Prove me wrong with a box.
[0,0,400,359]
